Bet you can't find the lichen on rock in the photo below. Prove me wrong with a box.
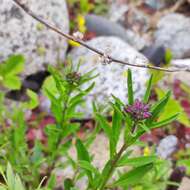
[0,0,69,77]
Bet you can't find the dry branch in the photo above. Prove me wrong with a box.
[12,0,190,73]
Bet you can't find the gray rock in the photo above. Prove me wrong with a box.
[125,30,147,51]
[70,36,149,115]
[85,14,127,41]
[154,13,190,59]
[85,14,127,40]
[0,0,69,77]
[157,135,178,159]
[108,1,128,23]
[85,14,146,50]
[145,0,166,10]
[141,45,166,66]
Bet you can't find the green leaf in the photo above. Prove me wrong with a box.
[148,91,171,122]
[42,76,59,97]
[0,186,7,190]
[23,89,39,109]
[150,70,164,85]
[45,88,63,123]
[127,69,134,105]
[177,159,190,175]
[140,123,150,133]
[95,113,112,139]
[156,88,190,127]
[64,178,74,190]
[117,156,157,167]
[76,139,93,185]
[14,174,25,190]
[111,94,125,107]
[113,164,153,187]
[111,104,122,157]
[165,49,173,65]
[62,124,79,139]
[95,160,112,188]
[48,66,66,98]
[76,139,90,162]
[150,113,179,129]
[80,0,90,13]
[83,82,95,94]
[3,75,21,90]
[6,163,15,190]
[78,160,100,176]
[47,174,56,189]
[143,75,153,103]
[2,55,25,75]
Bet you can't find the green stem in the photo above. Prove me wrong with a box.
[46,89,72,178]
[99,143,127,190]
[98,120,139,190]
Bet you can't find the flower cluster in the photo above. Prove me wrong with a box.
[124,99,151,120]
[66,72,81,85]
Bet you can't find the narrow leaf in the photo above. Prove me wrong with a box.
[148,91,171,122]
[78,160,100,176]
[95,114,112,139]
[117,156,157,167]
[127,69,134,105]
[113,164,153,187]
[143,74,153,103]
[76,139,90,162]
[149,113,179,129]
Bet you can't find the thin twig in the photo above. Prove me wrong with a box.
[12,0,190,73]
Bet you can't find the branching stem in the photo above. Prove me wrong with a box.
[12,0,190,73]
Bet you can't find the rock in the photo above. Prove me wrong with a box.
[169,59,190,85]
[156,135,178,159]
[141,45,166,66]
[145,0,166,10]
[0,0,69,77]
[85,14,127,40]
[108,1,128,23]
[70,36,149,115]
[154,13,190,59]
[85,14,146,50]
[178,177,190,190]
[125,30,147,51]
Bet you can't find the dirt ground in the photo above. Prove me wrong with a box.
[179,177,190,190]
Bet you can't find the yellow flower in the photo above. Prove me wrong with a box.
[123,70,128,77]
[143,146,150,156]
[69,40,81,47]
[77,15,86,33]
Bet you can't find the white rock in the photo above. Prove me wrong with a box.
[155,13,190,58]
[0,0,69,76]
[108,1,128,23]
[70,37,149,115]
[157,135,178,159]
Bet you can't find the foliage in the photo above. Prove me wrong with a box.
[132,147,176,190]
[0,163,45,190]
[0,55,24,90]
[0,58,97,189]
[155,88,190,127]
[0,55,179,190]
[177,149,190,175]
[67,0,108,32]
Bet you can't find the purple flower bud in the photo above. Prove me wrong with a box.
[124,99,151,120]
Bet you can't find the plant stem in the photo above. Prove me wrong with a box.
[46,89,72,179]
[99,143,127,190]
